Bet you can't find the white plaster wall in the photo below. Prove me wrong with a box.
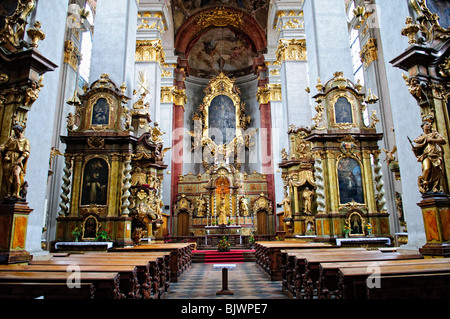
[25,0,69,255]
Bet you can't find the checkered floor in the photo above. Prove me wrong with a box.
[166,262,289,299]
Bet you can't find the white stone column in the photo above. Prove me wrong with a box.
[303,0,354,97]
[24,0,70,255]
[376,0,425,250]
[89,0,138,95]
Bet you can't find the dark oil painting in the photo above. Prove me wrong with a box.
[338,157,364,204]
[81,158,108,205]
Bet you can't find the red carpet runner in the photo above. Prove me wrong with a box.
[192,250,255,264]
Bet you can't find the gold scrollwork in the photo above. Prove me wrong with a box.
[359,38,378,69]
[195,7,244,30]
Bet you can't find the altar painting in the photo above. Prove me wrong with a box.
[338,157,364,204]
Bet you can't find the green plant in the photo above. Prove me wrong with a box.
[72,227,82,241]
[217,236,230,252]
[96,226,108,241]
[248,234,255,244]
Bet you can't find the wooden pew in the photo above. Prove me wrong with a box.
[52,255,166,299]
[0,271,123,299]
[83,251,171,296]
[111,243,194,282]
[280,248,369,298]
[336,261,450,299]
[289,250,422,299]
[0,264,140,299]
[317,257,450,299]
[254,241,331,280]
[30,257,158,299]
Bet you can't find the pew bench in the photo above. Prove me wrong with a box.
[51,255,167,299]
[284,250,422,299]
[0,264,140,299]
[336,261,450,299]
[30,257,159,299]
[280,248,371,298]
[0,271,124,299]
[111,243,194,282]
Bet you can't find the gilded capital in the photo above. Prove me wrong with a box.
[135,39,165,64]
[275,39,307,63]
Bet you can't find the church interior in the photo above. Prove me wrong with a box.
[0,0,450,301]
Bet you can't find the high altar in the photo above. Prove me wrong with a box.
[173,73,273,240]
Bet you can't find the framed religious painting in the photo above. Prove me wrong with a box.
[81,157,109,206]
[330,92,356,129]
[86,93,116,130]
[337,157,364,204]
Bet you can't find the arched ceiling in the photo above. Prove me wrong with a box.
[172,3,268,78]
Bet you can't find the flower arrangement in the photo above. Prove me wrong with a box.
[72,227,82,242]
[343,225,351,238]
[275,236,283,241]
[217,236,231,252]
[95,226,108,241]
[365,223,373,236]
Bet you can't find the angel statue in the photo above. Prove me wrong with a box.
[382,145,397,165]
[409,119,446,194]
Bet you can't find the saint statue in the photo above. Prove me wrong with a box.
[0,124,30,200]
[218,194,228,225]
[196,195,206,217]
[239,196,249,216]
[281,195,292,219]
[150,122,165,144]
[302,187,314,214]
[411,120,446,193]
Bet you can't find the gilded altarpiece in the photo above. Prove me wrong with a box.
[56,74,168,247]
[304,72,390,241]
[279,126,317,237]
[174,73,272,239]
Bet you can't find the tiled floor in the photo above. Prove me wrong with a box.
[166,262,289,299]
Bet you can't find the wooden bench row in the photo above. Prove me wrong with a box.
[254,241,332,280]
[0,243,194,299]
[279,247,450,299]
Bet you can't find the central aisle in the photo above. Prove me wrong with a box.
[166,262,289,299]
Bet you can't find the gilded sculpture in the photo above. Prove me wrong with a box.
[0,124,30,200]
[410,119,446,193]
[281,195,292,219]
[239,196,249,216]
[302,187,314,215]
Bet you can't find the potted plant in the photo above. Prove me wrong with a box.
[217,236,230,252]
[365,223,373,236]
[248,234,255,248]
[343,225,351,238]
[72,226,82,242]
[95,226,108,241]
